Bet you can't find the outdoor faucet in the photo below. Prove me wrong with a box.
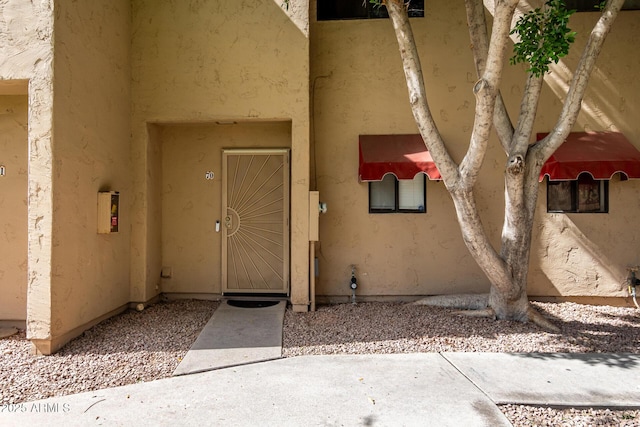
[350,265,357,305]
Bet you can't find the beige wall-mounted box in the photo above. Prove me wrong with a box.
[98,191,120,234]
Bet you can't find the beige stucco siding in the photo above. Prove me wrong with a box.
[531,180,640,298]
[0,0,54,338]
[130,0,310,306]
[3,0,638,358]
[312,3,640,301]
[159,122,292,294]
[0,0,53,82]
[526,10,640,298]
[0,96,28,321]
[312,4,497,298]
[47,0,131,348]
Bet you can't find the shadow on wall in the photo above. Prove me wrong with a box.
[271,0,309,36]
[539,19,640,134]
[536,213,627,297]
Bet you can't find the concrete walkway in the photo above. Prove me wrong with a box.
[173,300,285,375]
[1,353,640,426]
[443,352,640,407]
[2,302,639,426]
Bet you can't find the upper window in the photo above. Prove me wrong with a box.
[318,0,424,21]
[547,174,608,213]
[369,174,426,213]
[564,0,640,11]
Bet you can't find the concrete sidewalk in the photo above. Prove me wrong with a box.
[1,353,639,427]
[443,352,640,407]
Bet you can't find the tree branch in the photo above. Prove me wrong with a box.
[510,73,543,156]
[500,72,554,306]
[459,0,519,184]
[451,188,513,293]
[464,0,514,153]
[386,0,515,296]
[532,0,625,164]
[384,0,460,186]
[523,151,542,215]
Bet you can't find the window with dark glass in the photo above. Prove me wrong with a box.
[547,173,608,213]
[317,0,424,21]
[369,174,426,213]
[564,0,640,11]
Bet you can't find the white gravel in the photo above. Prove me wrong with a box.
[0,299,217,405]
[1,299,639,426]
[282,301,640,355]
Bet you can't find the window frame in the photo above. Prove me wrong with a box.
[546,174,609,214]
[564,0,640,12]
[317,0,424,21]
[369,174,427,214]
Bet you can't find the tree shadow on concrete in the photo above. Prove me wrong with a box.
[510,352,640,369]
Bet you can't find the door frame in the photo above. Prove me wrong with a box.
[221,148,290,295]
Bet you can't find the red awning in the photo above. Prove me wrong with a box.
[358,134,441,182]
[539,132,640,181]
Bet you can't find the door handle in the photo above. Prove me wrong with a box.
[224,216,232,229]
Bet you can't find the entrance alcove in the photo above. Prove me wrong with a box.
[154,120,292,298]
[0,84,29,327]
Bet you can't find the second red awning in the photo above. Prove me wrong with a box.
[358,134,441,182]
[539,132,640,181]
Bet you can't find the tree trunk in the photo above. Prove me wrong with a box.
[449,183,533,322]
[492,175,536,321]
[383,0,626,328]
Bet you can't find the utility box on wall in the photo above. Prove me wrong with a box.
[98,191,119,234]
[309,191,320,242]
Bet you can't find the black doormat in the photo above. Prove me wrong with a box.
[226,300,280,308]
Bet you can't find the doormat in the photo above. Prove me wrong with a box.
[0,328,18,339]
[226,300,280,309]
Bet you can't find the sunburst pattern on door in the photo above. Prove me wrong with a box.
[221,149,290,293]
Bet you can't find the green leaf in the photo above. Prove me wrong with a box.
[510,0,577,77]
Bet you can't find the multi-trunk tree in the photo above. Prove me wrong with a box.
[380,0,625,328]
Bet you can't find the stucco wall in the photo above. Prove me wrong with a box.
[130,0,310,307]
[0,0,54,338]
[49,0,131,346]
[159,122,291,294]
[527,9,640,298]
[311,2,640,301]
[312,2,497,298]
[0,96,28,321]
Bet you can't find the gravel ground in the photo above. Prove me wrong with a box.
[0,299,217,405]
[1,299,639,426]
[282,301,640,355]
